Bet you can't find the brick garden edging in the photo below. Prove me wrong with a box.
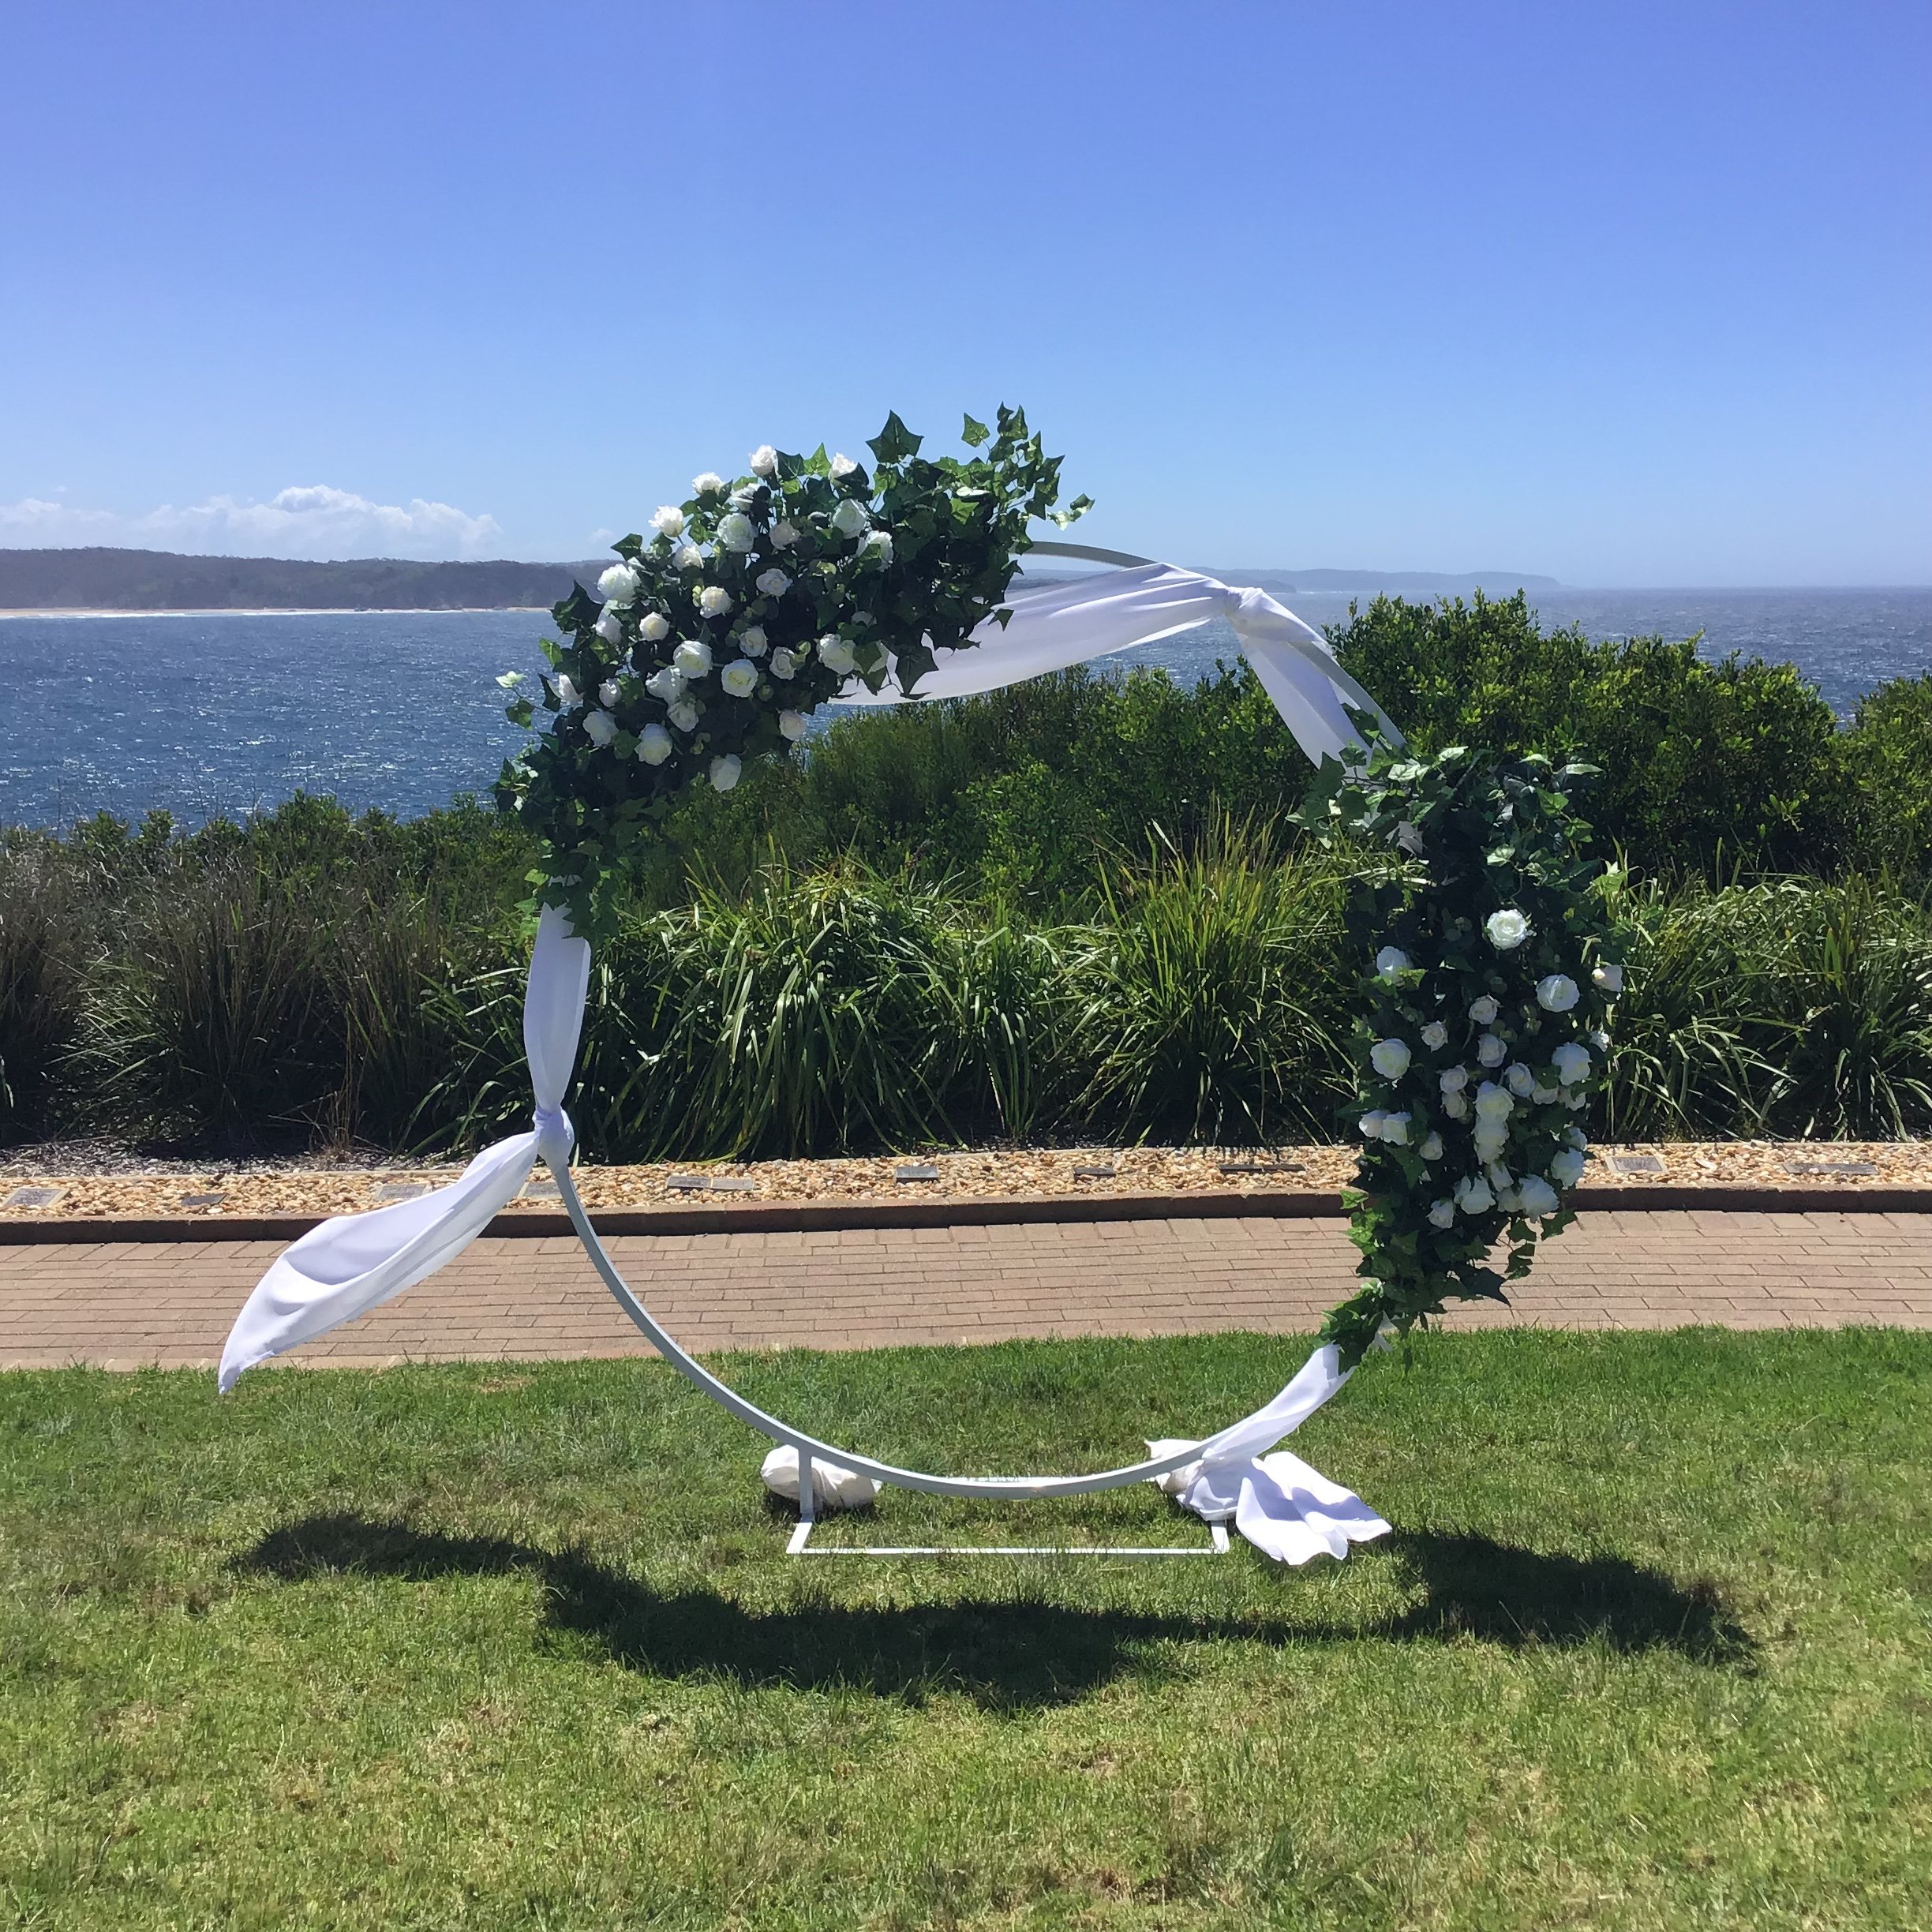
[2,1183,1926,1246]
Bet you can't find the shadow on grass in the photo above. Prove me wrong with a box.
[238,1514,1753,1709]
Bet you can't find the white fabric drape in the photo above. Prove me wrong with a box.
[216,907,590,1391]
[214,563,1395,1560]
[1145,1344,1391,1563]
[841,564,1398,768]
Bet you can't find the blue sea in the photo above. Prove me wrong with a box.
[2,586,1927,829]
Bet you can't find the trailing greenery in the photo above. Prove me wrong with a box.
[4,1329,1929,1928]
[1295,724,1629,1365]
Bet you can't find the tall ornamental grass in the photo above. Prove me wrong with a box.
[3,803,1930,1156]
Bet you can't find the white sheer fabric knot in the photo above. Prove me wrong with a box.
[533,1103,575,1167]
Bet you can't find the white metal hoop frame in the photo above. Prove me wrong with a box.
[549,1159,1235,1555]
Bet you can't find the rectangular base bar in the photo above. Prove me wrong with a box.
[788,1520,1231,1558]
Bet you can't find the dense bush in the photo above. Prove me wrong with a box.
[1328,592,1863,876]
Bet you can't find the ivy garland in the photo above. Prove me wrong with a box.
[1296,721,1633,1368]
[496,407,1088,940]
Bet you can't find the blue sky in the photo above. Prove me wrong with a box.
[3,2,1926,584]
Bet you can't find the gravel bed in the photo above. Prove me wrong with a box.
[1,1139,1927,1221]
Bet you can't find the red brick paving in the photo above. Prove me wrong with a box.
[0,1211,1926,1373]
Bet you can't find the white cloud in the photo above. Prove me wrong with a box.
[0,484,507,560]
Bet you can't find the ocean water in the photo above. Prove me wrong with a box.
[2,587,1926,830]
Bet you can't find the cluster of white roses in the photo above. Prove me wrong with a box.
[1356,908,1625,1229]
[537,443,898,798]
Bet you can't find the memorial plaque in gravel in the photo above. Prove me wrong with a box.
[1217,1159,1305,1175]
[1784,1160,1878,1178]
[372,1181,429,1203]
[668,1174,757,1193]
[180,1192,226,1209]
[3,1185,64,1211]
[521,1179,561,1200]
[894,1164,941,1183]
[1073,1163,1118,1179]
[1608,1154,1666,1176]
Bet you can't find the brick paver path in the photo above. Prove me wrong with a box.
[1,1209,1926,1372]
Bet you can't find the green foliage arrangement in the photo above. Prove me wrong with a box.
[1296,721,1631,1367]
[496,409,1088,938]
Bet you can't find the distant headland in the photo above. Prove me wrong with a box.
[0,545,1564,614]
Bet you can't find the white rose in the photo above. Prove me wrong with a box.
[594,610,623,645]
[1485,908,1532,950]
[1564,1125,1589,1151]
[709,753,742,791]
[691,471,727,496]
[737,624,768,657]
[672,542,704,571]
[638,611,670,642]
[748,444,778,477]
[1357,1110,1388,1140]
[1504,1061,1536,1097]
[1442,1091,1470,1119]
[1477,1032,1507,1067]
[754,568,792,597]
[1469,994,1500,1024]
[636,722,672,765]
[1380,1112,1412,1144]
[597,678,620,707]
[720,659,758,698]
[1537,974,1580,1013]
[667,698,699,733]
[1473,1081,1514,1121]
[582,707,617,748]
[1593,962,1625,994]
[1565,1090,1589,1110]
[1532,1085,1559,1104]
[1439,1065,1469,1095]
[598,563,639,606]
[698,586,733,619]
[1375,946,1411,978]
[1517,1175,1560,1217]
[861,529,893,564]
[645,665,685,703]
[715,511,756,553]
[673,638,713,679]
[817,638,857,676]
[1455,1176,1495,1215]
[1420,1020,1448,1050]
[1420,1132,1444,1161]
[1548,1148,1587,1188]
[1369,1038,1412,1080]
[770,520,799,549]
[1485,1162,1514,1193]
[778,710,808,743]
[1473,1126,1508,1162]
[830,498,870,537]
[1552,1041,1592,1085]
[1428,1198,1456,1229]
[830,451,859,477]
[650,506,687,539]
[553,672,581,708]
[769,647,798,680]
[1589,1028,1612,1050]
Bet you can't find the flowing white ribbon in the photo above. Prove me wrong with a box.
[215,564,1396,1562]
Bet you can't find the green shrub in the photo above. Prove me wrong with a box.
[0,844,89,1136]
[1331,592,1859,877]
[1844,673,1932,881]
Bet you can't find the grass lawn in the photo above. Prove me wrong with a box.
[2,1327,1929,1930]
